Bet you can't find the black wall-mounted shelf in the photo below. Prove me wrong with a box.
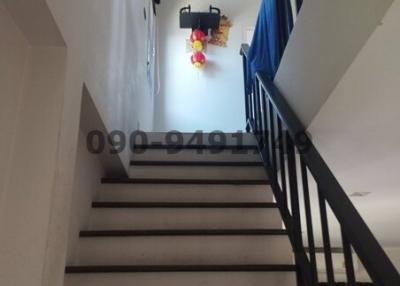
[180,5,221,35]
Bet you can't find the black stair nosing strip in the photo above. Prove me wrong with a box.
[319,284,374,286]
[92,202,278,209]
[130,161,264,167]
[65,264,296,274]
[101,178,270,185]
[133,144,259,150]
[79,229,288,237]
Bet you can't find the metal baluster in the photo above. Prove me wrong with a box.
[264,97,272,165]
[269,101,277,177]
[241,53,250,132]
[277,119,288,209]
[255,78,262,137]
[260,89,271,162]
[287,135,304,285]
[253,78,259,133]
[251,80,256,132]
[301,158,318,285]
[342,228,356,286]
[318,189,335,285]
[250,82,256,132]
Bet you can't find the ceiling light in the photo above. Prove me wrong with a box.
[349,192,371,197]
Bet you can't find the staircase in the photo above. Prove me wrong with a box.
[64,133,297,286]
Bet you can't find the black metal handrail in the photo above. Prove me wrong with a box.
[241,43,400,286]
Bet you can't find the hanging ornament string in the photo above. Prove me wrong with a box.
[190,29,207,70]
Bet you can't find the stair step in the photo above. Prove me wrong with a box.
[101,178,270,185]
[89,208,283,230]
[80,229,288,237]
[130,132,258,146]
[319,284,374,286]
[128,165,268,180]
[92,202,278,208]
[97,184,273,203]
[130,161,264,166]
[133,144,258,150]
[66,133,295,286]
[65,271,296,286]
[132,148,261,163]
[66,264,296,273]
[73,235,292,265]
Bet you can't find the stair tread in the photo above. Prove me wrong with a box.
[80,229,288,237]
[64,271,297,286]
[319,284,373,286]
[133,144,258,150]
[130,161,264,166]
[92,202,278,208]
[101,178,270,185]
[89,208,282,229]
[65,264,296,273]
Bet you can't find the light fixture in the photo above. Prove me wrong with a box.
[349,192,371,198]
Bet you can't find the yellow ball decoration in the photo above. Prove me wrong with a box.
[192,40,204,52]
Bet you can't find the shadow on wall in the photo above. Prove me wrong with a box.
[203,60,222,77]
[80,84,128,178]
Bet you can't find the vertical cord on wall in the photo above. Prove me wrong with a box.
[155,14,161,97]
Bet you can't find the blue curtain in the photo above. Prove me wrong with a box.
[246,0,300,92]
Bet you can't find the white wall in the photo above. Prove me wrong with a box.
[0,27,67,286]
[308,0,400,248]
[274,0,393,126]
[46,0,155,170]
[0,1,29,215]
[66,130,104,264]
[154,0,260,132]
[38,0,156,285]
[0,4,68,286]
[40,1,160,285]
[1,1,156,286]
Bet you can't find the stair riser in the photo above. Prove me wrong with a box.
[98,184,273,203]
[133,132,258,146]
[65,272,296,286]
[129,166,268,180]
[132,149,261,162]
[89,209,283,230]
[74,236,293,266]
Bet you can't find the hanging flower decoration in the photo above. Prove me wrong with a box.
[190,29,207,69]
[191,52,206,69]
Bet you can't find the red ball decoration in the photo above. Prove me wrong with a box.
[191,29,206,42]
[191,52,206,64]
[191,52,206,69]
